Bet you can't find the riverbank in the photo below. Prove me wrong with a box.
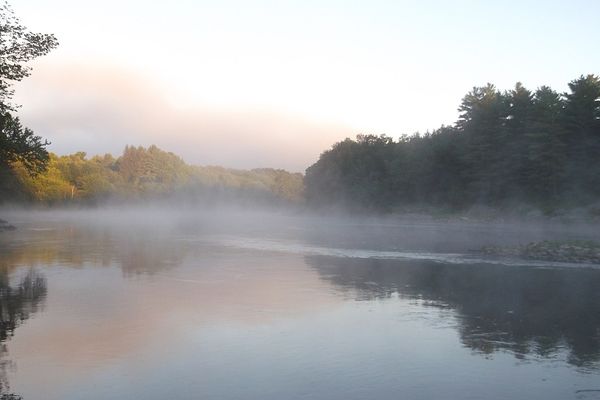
[375,203,600,226]
[480,240,600,264]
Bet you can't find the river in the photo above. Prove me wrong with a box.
[0,208,599,399]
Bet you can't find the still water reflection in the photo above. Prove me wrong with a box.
[0,269,46,399]
[0,211,599,400]
[308,256,600,369]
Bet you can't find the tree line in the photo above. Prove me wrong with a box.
[305,75,600,212]
[2,3,600,213]
[2,145,304,205]
[0,4,302,207]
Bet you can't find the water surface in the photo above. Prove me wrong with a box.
[1,209,599,399]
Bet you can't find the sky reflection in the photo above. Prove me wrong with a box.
[0,216,599,399]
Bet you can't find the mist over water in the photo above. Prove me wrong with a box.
[3,0,600,399]
[1,206,600,399]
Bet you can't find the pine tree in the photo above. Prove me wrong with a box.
[562,75,600,199]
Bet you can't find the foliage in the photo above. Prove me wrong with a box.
[0,1,57,185]
[3,145,304,205]
[0,113,48,173]
[305,75,600,211]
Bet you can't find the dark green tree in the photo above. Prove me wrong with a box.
[0,113,48,174]
[0,113,49,201]
[305,75,600,212]
[562,75,600,198]
[305,135,395,210]
[457,84,508,203]
[503,82,534,198]
[525,86,566,204]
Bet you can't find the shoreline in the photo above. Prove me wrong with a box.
[479,240,600,264]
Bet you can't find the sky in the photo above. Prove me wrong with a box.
[10,0,600,171]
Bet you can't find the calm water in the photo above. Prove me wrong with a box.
[1,209,600,400]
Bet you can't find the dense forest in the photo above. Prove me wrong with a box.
[0,145,304,205]
[305,75,600,213]
[2,75,600,212]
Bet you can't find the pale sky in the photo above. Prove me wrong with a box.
[10,0,600,171]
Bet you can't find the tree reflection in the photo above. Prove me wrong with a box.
[308,256,600,369]
[0,269,47,399]
[117,235,186,276]
[0,227,186,276]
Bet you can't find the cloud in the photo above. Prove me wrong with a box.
[13,62,355,172]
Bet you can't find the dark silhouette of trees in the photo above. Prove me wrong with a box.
[305,75,600,212]
[0,1,57,198]
[305,135,395,210]
[0,114,48,174]
[525,86,566,202]
[562,75,600,199]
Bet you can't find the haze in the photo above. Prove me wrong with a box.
[12,0,600,170]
